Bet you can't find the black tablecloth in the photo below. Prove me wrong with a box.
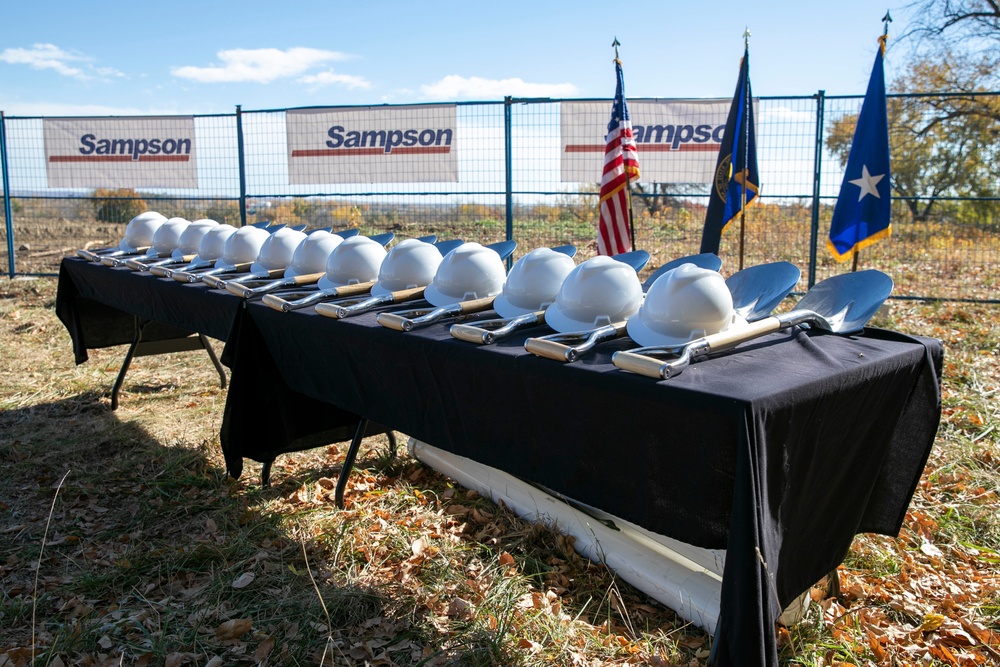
[56,257,244,363]
[221,299,942,667]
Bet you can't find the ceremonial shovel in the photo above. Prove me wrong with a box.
[449,249,652,344]
[77,246,150,262]
[524,261,802,362]
[315,286,429,319]
[125,253,199,271]
[612,269,893,380]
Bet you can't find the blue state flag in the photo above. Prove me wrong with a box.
[828,37,891,261]
[700,46,759,255]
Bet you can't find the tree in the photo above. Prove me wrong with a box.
[825,53,1000,223]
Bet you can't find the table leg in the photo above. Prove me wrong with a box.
[335,418,368,509]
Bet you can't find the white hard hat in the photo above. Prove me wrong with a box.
[284,229,344,279]
[172,219,219,258]
[147,217,190,256]
[214,225,270,270]
[370,239,443,297]
[195,224,237,263]
[626,263,745,347]
[120,211,167,251]
[317,235,388,290]
[493,247,576,318]
[249,226,308,276]
[544,255,643,333]
[424,242,506,307]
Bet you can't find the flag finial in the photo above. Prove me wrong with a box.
[743,27,751,48]
[612,37,621,62]
[882,10,892,35]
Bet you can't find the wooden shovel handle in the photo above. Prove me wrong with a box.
[612,351,668,379]
[450,324,488,344]
[701,317,782,353]
[332,280,377,297]
[458,296,496,314]
[261,294,286,310]
[389,286,427,302]
[524,338,571,362]
[226,283,253,298]
[291,272,324,285]
[376,313,409,331]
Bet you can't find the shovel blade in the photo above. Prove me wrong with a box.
[727,261,802,322]
[794,269,893,334]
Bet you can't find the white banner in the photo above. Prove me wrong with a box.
[286,105,458,184]
[561,100,754,184]
[44,116,197,189]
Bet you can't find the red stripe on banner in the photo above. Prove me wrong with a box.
[291,146,451,157]
[49,155,191,162]
[568,143,718,153]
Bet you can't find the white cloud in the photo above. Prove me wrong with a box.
[0,43,123,81]
[297,70,370,90]
[420,75,578,100]
[172,47,353,83]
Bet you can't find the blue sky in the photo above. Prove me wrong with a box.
[0,1,914,117]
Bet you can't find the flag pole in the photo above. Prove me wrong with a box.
[613,37,637,251]
[738,27,751,271]
[855,11,892,273]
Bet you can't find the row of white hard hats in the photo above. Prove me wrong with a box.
[501,251,743,347]
[121,214,742,346]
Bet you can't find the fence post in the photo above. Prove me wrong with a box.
[504,96,513,269]
[808,90,826,288]
[0,111,15,278]
[236,105,248,227]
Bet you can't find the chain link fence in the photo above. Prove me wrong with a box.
[1,94,997,301]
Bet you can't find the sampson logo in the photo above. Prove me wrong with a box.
[292,126,454,157]
[566,123,726,153]
[48,135,193,163]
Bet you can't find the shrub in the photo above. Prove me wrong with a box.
[93,188,147,223]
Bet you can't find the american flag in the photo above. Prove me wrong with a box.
[598,59,640,256]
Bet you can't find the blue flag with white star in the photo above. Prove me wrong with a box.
[828,37,891,261]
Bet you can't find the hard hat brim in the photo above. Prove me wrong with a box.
[626,313,747,348]
[543,302,612,334]
[493,292,538,319]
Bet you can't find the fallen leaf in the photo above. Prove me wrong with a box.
[254,636,276,662]
[499,552,515,567]
[232,572,255,589]
[216,618,253,640]
[921,540,944,558]
[204,657,224,667]
[919,613,946,632]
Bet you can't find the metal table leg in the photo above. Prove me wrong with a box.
[335,417,369,509]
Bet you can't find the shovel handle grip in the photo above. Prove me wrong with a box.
[612,351,668,379]
[524,338,571,362]
[458,296,497,315]
[261,294,287,311]
[450,324,489,344]
[702,316,782,353]
[227,283,253,298]
[376,313,409,331]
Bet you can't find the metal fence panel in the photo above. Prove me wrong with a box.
[0,95,996,302]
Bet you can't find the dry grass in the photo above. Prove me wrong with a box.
[0,275,998,666]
